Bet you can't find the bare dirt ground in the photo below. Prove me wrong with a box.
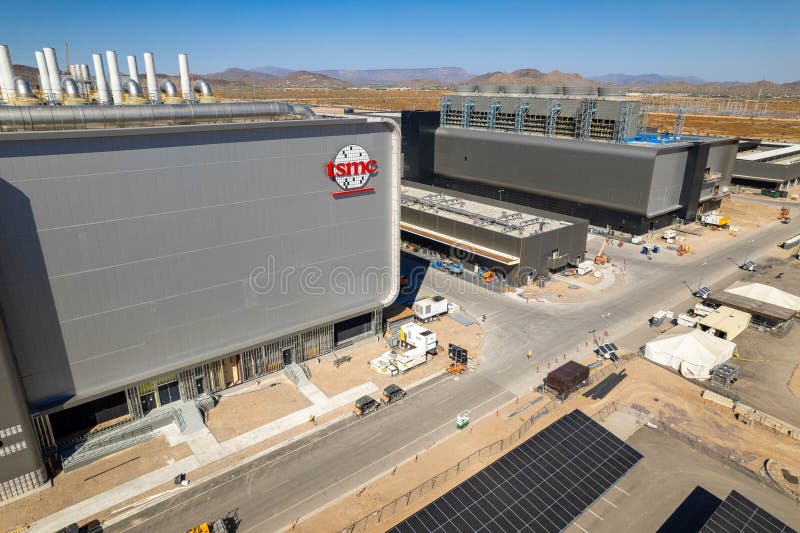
[220,88,447,112]
[0,437,192,532]
[310,316,484,398]
[297,357,800,532]
[205,375,312,442]
[647,112,800,142]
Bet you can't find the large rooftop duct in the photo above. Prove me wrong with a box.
[34,51,52,102]
[0,101,316,131]
[14,77,34,99]
[43,47,63,100]
[123,79,143,97]
[143,52,160,103]
[105,51,123,104]
[92,53,111,105]
[178,53,192,102]
[0,44,16,102]
[159,79,178,97]
[61,78,80,97]
[79,64,90,83]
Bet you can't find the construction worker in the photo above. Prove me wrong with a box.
[527,350,533,361]
[309,414,316,425]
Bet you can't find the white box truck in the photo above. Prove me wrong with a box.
[414,296,448,322]
[577,260,595,276]
[392,346,431,372]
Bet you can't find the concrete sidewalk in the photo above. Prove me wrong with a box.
[29,381,378,532]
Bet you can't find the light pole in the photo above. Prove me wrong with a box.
[601,312,611,338]
[745,239,754,262]
[697,261,707,292]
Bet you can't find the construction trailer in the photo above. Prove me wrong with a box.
[399,323,438,353]
[414,296,449,322]
[697,306,751,341]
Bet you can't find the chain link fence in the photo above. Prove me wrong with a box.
[338,361,633,532]
[338,398,567,533]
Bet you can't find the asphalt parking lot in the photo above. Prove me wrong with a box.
[564,427,800,533]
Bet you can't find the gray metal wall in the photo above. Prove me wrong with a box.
[0,315,44,487]
[0,118,399,411]
[434,127,659,215]
[702,141,737,199]
[734,159,800,184]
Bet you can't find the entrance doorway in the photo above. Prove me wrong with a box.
[195,377,205,396]
[157,380,181,407]
[140,392,156,415]
[282,348,293,366]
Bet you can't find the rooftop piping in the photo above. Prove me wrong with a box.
[0,101,317,132]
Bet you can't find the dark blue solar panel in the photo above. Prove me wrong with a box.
[700,490,797,533]
[387,409,642,533]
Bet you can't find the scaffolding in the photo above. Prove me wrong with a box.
[673,107,686,138]
[545,100,561,137]
[637,106,649,133]
[487,99,502,131]
[613,101,635,144]
[514,101,529,133]
[461,97,475,128]
[439,98,451,127]
[574,99,597,141]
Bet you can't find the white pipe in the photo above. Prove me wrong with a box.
[178,53,192,102]
[105,51,123,104]
[127,55,139,83]
[0,44,15,102]
[143,52,160,103]
[92,53,111,105]
[34,51,52,101]
[80,64,90,83]
[43,47,62,99]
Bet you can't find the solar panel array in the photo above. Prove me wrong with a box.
[700,490,798,533]
[596,343,619,361]
[388,409,642,533]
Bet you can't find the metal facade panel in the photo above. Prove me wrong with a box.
[0,120,398,409]
[434,127,658,215]
[648,151,688,216]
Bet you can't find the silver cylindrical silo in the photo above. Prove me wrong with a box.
[0,44,16,102]
[105,51,124,104]
[43,47,63,99]
[178,53,192,102]
[92,53,111,105]
[34,51,53,102]
[143,52,160,103]
[80,64,90,82]
[127,55,139,83]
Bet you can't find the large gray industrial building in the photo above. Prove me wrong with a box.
[402,87,739,235]
[733,139,800,192]
[0,45,399,501]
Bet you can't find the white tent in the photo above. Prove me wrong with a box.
[725,282,800,312]
[644,326,736,380]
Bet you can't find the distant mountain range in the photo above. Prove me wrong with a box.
[10,62,800,96]
[588,73,711,86]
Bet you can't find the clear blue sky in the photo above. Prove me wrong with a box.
[3,0,798,82]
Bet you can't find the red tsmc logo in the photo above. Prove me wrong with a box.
[325,145,377,197]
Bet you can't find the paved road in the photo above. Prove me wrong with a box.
[109,217,796,532]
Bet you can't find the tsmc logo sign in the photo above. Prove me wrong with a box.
[325,145,377,197]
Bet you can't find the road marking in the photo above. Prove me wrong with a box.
[587,509,604,520]
[361,432,382,445]
[114,386,505,533]
[240,390,511,533]
[573,522,589,533]
[614,485,630,496]
[600,496,618,508]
